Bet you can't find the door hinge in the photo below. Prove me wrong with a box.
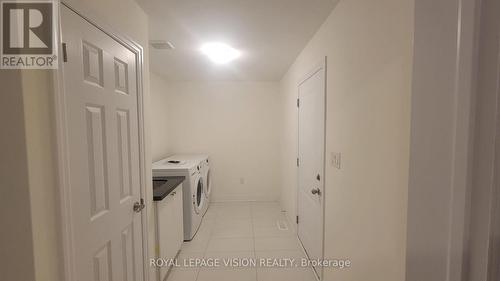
[297,98,300,107]
[296,158,299,167]
[62,43,68,62]
[296,215,299,224]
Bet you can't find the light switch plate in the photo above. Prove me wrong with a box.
[331,152,341,169]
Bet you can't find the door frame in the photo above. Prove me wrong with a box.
[473,2,500,278]
[489,73,500,279]
[52,2,150,281]
[296,57,327,281]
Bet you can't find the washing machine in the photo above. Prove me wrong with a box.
[167,154,211,216]
[152,158,206,241]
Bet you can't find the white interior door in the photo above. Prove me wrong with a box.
[61,5,144,281]
[297,60,326,279]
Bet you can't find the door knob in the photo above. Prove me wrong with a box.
[311,188,321,195]
[133,199,145,213]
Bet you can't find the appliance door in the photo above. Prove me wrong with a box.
[192,175,205,214]
[204,168,211,198]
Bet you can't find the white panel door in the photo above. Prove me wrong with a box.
[297,60,326,279]
[61,6,144,281]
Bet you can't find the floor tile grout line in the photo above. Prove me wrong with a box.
[194,203,215,281]
[180,202,284,281]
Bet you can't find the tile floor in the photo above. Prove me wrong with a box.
[165,202,317,281]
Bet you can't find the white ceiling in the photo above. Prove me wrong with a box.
[137,0,338,81]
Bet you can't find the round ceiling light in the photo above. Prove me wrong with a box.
[200,42,241,64]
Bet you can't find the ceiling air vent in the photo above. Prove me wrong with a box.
[150,40,175,50]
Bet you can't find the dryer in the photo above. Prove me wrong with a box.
[167,154,211,216]
[152,158,205,241]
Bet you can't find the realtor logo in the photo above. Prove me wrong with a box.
[1,0,58,69]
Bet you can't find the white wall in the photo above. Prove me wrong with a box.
[0,70,37,281]
[154,80,282,202]
[151,72,171,161]
[280,0,414,280]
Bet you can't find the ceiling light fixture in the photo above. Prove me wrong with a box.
[200,42,240,64]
